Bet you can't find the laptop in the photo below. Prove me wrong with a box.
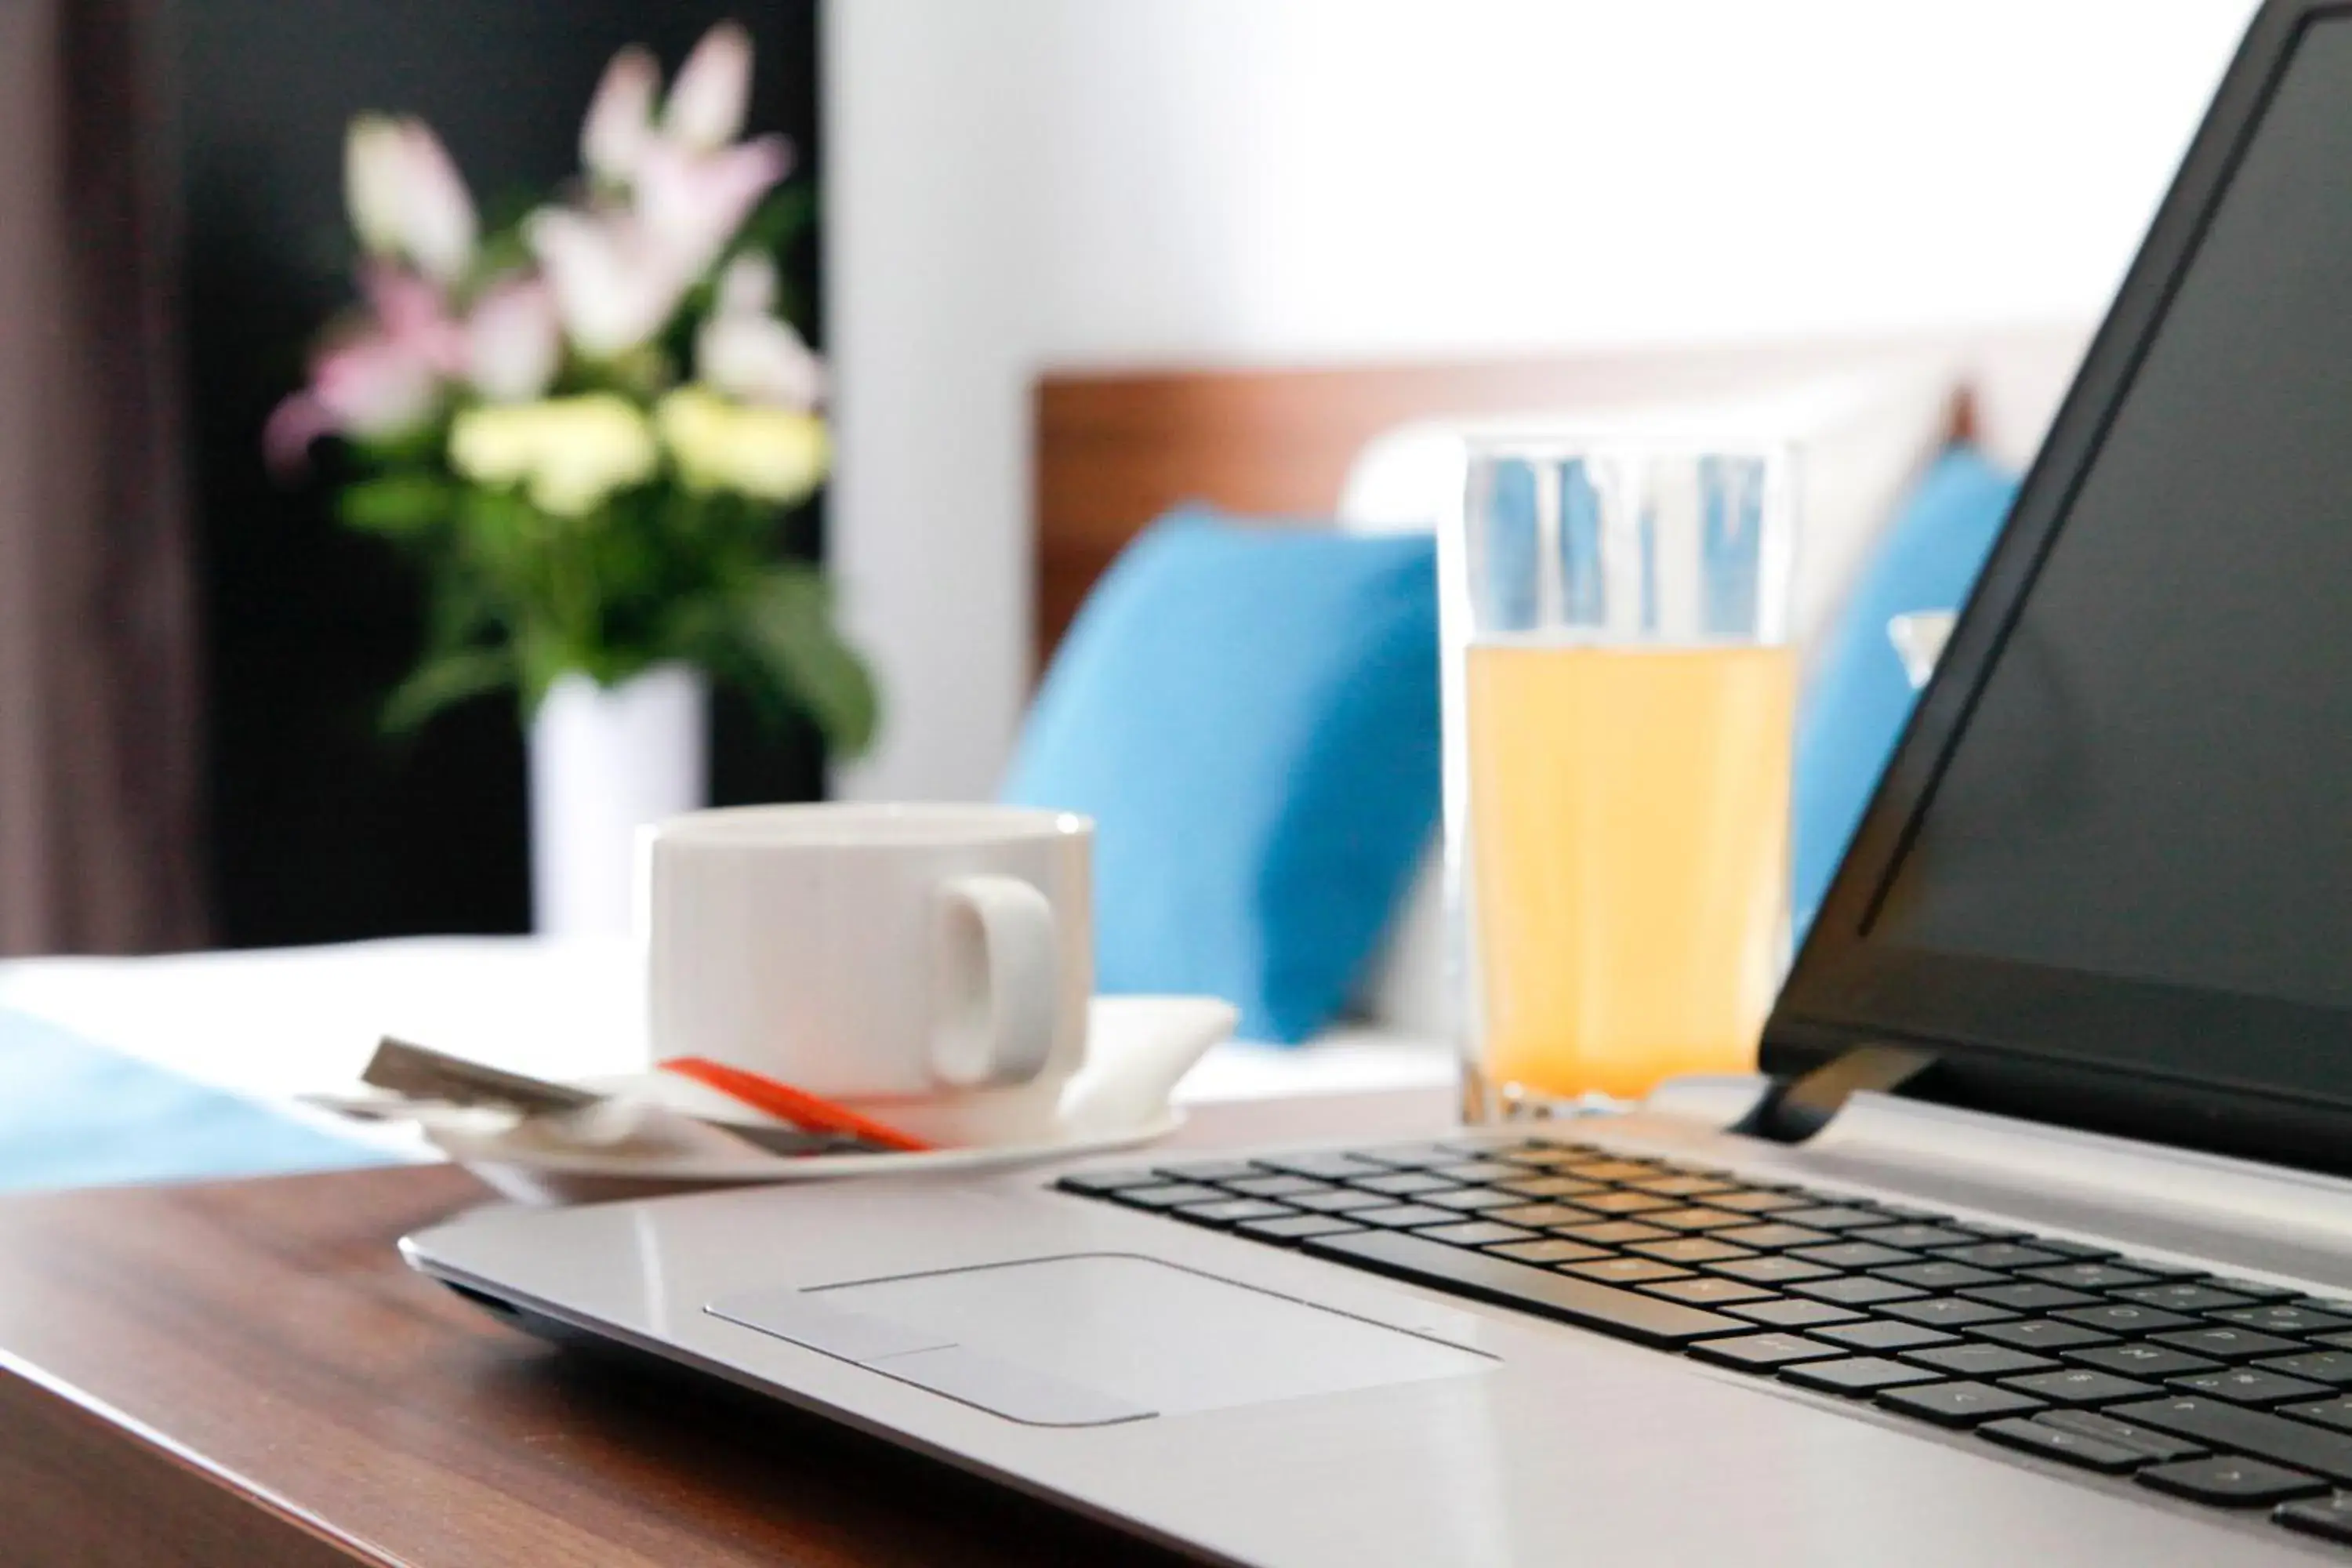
[405,4,2352,1560]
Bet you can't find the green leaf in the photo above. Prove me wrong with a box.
[741,568,880,757]
[338,473,456,540]
[381,646,517,735]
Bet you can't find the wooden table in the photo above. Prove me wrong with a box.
[0,1089,1449,1566]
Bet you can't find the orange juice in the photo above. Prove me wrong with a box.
[1465,640,1796,1100]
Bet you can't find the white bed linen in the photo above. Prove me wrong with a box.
[0,938,1455,1149]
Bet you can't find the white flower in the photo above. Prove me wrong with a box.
[464,278,561,403]
[662,22,753,151]
[449,394,659,516]
[715,252,778,318]
[523,206,688,360]
[344,115,477,287]
[581,45,659,183]
[697,309,823,410]
[655,387,827,503]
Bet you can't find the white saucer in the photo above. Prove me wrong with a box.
[429,1105,1186,1206]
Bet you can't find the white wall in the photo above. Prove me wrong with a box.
[825,0,2259,801]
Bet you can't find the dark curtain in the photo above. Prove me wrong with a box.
[0,0,207,953]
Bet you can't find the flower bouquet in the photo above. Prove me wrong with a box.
[268,22,874,757]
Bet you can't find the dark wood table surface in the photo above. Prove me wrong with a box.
[0,1087,1451,1566]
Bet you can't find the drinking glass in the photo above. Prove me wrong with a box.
[1443,438,1798,1117]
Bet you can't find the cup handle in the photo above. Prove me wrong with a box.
[932,875,1059,1089]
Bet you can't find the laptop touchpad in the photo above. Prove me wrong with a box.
[709,1254,1494,1426]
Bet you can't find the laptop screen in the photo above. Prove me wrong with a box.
[1784,15,2352,1118]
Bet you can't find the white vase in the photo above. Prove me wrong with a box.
[528,662,710,937]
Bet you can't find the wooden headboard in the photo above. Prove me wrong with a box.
[1030,326,2089,672]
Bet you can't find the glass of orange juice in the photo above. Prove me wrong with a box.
[1445,438,1798,1116]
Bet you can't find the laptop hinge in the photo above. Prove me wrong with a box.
[1735,1044,1941,1145]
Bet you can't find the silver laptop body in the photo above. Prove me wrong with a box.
[409,4,2352,1560]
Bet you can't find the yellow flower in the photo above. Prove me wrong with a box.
[448,394,658,516]
[655,386,828,504]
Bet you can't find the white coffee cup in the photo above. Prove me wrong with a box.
[642,804,1093,1142]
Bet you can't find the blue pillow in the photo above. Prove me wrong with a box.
[1002,508,1441,1043]
[1793,448,2020,935]
[0,1007,394,1192]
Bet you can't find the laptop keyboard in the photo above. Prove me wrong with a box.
[1058,1133,2352,1548]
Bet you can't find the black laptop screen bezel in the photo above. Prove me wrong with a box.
[1763,0,2352,1171]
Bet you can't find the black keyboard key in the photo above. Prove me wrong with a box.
[2285,1397,2352,1434]
[1710,1223,1836,1251]
[1486,1238,1610,1265]
[1779,1356,1941,1395]
[1221,1174,1334,1200]
[2216,1305,2352,1335]
[1873,1261,2008,1292]
[1349,1171,1459,1197]
[1234,1214,1367,1244]
[1791,1276,1927,1307]
[1430,1160,1523,1184]
[1969,1319,2117,1352]
[1300,1229,1748,1347]
[1285,1188,1393,1214]
[1349,1203,1466,1229]
[1414,1221,1537,1247]
[1629,1237,1755,1265]
[1154,1160,1261,1182]
[1494,1175,1606,1200]
[1878,1298,2019,1330]
[2136,1456,2327,1506]
[2276,1493,2352,1544]
[1687,1333,1846,1370]
[2052,1303,2195,1335]
[1961,1283,2100,1312]
[1486,1203,1600,1229]
[1577,1191,1679,1215]
[1560,1160,1659,1182]
[1419,1187,1523,1213]
[2002,1368,2157,1406]
[1553,1221,1674,1247]
[1727,1298,1866,1329]
[1867,1203,1958,1222]
[1852,1224,1976,1250]
[2256,1352,2352,1386]
[1642,1207,1749,1233]
[1775,1206,1888,1231]
[1706,1256,1839,1287]
[1257,1152,1394,1181]
[2034,1407,2209,1462]
[1903,1342,2058,1379]
[1055,1168,1160,1194]
[2152,1327,2304,1362]
[2111,1396,2352,1484]
[2031,1238,2120,1259]
[1813,1319,1958,1353]
[1641,1277,1779,1308]
[1791,1243,1918,1270]
[1492,1145,1589,1169]
[1629,1174,1738,1197]
[1349,1142,1461,1169]
[1977,1417,2141,1472]
[1565,1258,1693,1287]
[2065,1343,2223,1379]
[1878,1381,2046,1428]
[1932,1243,2066,1270]
[1172,1198,1300,1227]
[2107,1283,2253,1313]
[2199,1278,2303,1303]
[2016,1263,2157,1291]
[1110,1182,1229,1210]
[1706,1190,1812,1214]
[2171,1368,2333,1406]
